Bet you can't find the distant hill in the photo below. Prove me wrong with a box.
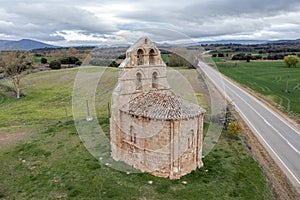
[0,39,59,50]
[267,39,300,44]
[197,40,269,45]
[172,39,300,46]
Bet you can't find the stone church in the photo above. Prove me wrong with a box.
[110,37,205,179]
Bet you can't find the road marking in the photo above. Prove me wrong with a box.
[198,62,300,154]
[235,105,300,186]
[225,85,300,155]
[215,66,300,136]
[263,119,271,126]
[197,62,300,187]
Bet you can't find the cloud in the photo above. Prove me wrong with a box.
[0,0,300,45]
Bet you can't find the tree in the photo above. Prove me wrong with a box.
[109,60,119,67]
[227,122,242,137]
[49,60,61,69]
[67,48,78,58]
[41,57,47,64]
[246,54,251,62]
[284,55,299,67]
[59,56,79,65]
[0,51,32,98]
[168,53,192,68]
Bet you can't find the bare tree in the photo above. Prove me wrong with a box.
[0,51,33,98]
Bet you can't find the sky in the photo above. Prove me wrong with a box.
[0,0,300,46]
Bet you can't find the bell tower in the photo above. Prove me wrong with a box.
[114,37,171,105]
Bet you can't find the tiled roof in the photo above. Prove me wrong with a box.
[120,92,205,120]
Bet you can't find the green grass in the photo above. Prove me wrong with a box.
[211,57,227,62]
[0,67,274,199]
[0,68,78,127]
[217,61,300,115]
[33,56,42,64]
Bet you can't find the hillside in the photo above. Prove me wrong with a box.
[0,39,59,50]
[0,67,276,199]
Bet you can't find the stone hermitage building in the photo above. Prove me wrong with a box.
[110,37,205,179]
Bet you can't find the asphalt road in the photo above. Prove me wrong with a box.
[198,61,300,192]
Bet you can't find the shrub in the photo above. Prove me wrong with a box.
[60,56,79,64]
[117,54,126,59]
[227,122,242,137]
[41,57,47,64]
[284,55,299,67]
[109,60,119,67]
[218,53,224,57]
[49,60,61,70]
[75,61,82,66]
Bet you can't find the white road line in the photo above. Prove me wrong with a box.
[263,119,271,126]
[235,104,300,185]
[207,64,300,136]
[225,84,300,155]
[223,73,300,135]
[197,61,300,188]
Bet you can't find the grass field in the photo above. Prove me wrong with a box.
[0,67,274,199]
[216,61,300,115]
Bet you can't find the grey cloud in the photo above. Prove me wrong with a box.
[0,0,300,45]
[4,3,116,32]
[0,1,117,42]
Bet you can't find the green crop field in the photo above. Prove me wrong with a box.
[0,67,274,199]
[216,61,300,116]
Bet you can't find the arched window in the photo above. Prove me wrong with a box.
[152,71,158,89]
[149,49,155,65]
[137,49,144,65]
[133,133,137,144]
[130,126,134,142]
[136,72,142,90]
[191,130,194,147]
[188,130,194,149]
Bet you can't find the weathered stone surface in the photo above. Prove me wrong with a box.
[110,37,205,179]
[121,91,205,120]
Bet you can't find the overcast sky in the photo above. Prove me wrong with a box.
[1,0,300,46]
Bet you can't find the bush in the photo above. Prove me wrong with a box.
[117,54,126,59]
[168,53,193,68]
[41,57,47,64]
[49,60,61,70]
[284,55,299,67]
[60,56,79,64]
[227,122,242,137]
[109,60,119,67]
[75,61,82,66]
[218,53,224,57]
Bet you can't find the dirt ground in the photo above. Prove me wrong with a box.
[0,129,29,149]
[233,110,300,200]
[0,86,15,98]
